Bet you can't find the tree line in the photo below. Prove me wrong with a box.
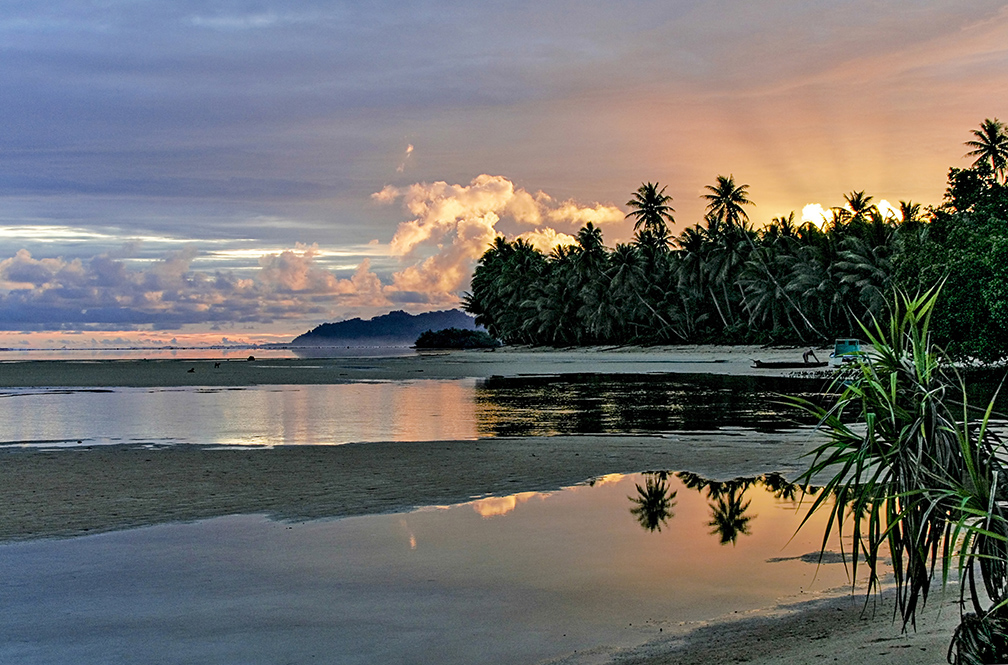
[464,118,1008,359]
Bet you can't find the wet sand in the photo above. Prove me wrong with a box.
[615,589,958,665]
[1,344,960,664]
[0,344,834,387]
[0,430,824,542]
[0,435,961,665]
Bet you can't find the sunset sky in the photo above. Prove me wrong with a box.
[1,1,1007,347]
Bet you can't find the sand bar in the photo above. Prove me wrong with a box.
[0,430,825,543]
[0,344,833,387]
[0,433,961,665]
[0,345,962,664]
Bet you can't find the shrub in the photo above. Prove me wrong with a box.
[414,328,501,349]
[792,285,1008,664]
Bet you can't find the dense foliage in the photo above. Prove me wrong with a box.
[464,120,1008,359]
[793,288,1008,664]
[414,327,500,349]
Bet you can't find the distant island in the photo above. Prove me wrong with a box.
[290,309,478,346]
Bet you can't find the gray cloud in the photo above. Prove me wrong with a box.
[0,245,362,331]
[0,174,627,332]
[0,0,1006,338]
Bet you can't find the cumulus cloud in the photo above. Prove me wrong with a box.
[471,492,544,518]
[801,203,831,228]
[0,244,393,331]
[802,199,902,228]
[0,175,622,332]
[877,199,900,221]
[515,228,577,254]
[375,174,622,302]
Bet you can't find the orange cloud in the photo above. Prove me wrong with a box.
[516,228,577,254]
[0,176,623,335]
[472,491,544,518]
[375,174,622,303]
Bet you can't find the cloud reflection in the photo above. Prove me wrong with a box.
[471,491,545,518]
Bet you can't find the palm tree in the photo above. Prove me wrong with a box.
[673,226,713,339]
[787,234,852,336]
[529,245,581,345]
[843,190,877,223]
[766,212,798,239]
[835,231,894,322]
[965,117,1008,182]
[898,200,922,225]
[464,236,512,337]
[607,243,648,340]
[626,182,675,245]
[740,242,807,339]
[704,225,753,329]
[574,222,607,271]
[702,174,753,232]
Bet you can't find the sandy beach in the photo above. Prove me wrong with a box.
[0,344,834,387]
[0,345,962,664]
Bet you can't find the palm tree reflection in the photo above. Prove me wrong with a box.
[706,481,754,545]
[761,472,801,501]
[629,472,815,545]
[629,472,678,532]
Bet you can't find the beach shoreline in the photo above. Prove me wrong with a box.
[0,344,834,387]
[0,345,960,664]
[1,434,960,665]
[0,430,826,543]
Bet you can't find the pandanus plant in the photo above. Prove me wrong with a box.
[790,284,1008,664]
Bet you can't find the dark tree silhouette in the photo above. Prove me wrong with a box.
[965,117,1008,182]
[629,473,677,532]
[626,182,675,253]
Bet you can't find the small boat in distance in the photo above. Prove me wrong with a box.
[751,347,827,369]
[750,359,828,369]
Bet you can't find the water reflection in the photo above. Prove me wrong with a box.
[707,483,753,545]
[0,382,481,447]
[2,373,833,448]
[634,472,820,546]
[1,472,869,665]
[471,491,544,518]
[475,373,829,436]
[629,472,677,532]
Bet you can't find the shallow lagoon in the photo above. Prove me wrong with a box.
[0,373,826,448]
[0,473,863,665]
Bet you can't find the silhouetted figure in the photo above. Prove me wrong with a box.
[187,367,195,373]
[803,348,820,364]
[214,362,221,368]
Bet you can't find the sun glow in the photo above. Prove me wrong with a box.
[801,204,830,229]
[877,199,901,221]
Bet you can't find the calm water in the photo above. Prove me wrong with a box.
[0,473,866,665]
[0,346,413,361]
[475,373,827,435]
[0,373,827,447]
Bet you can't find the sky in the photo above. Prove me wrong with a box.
[1,1,1007,347]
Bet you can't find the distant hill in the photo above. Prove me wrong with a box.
[290,309,478,346]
